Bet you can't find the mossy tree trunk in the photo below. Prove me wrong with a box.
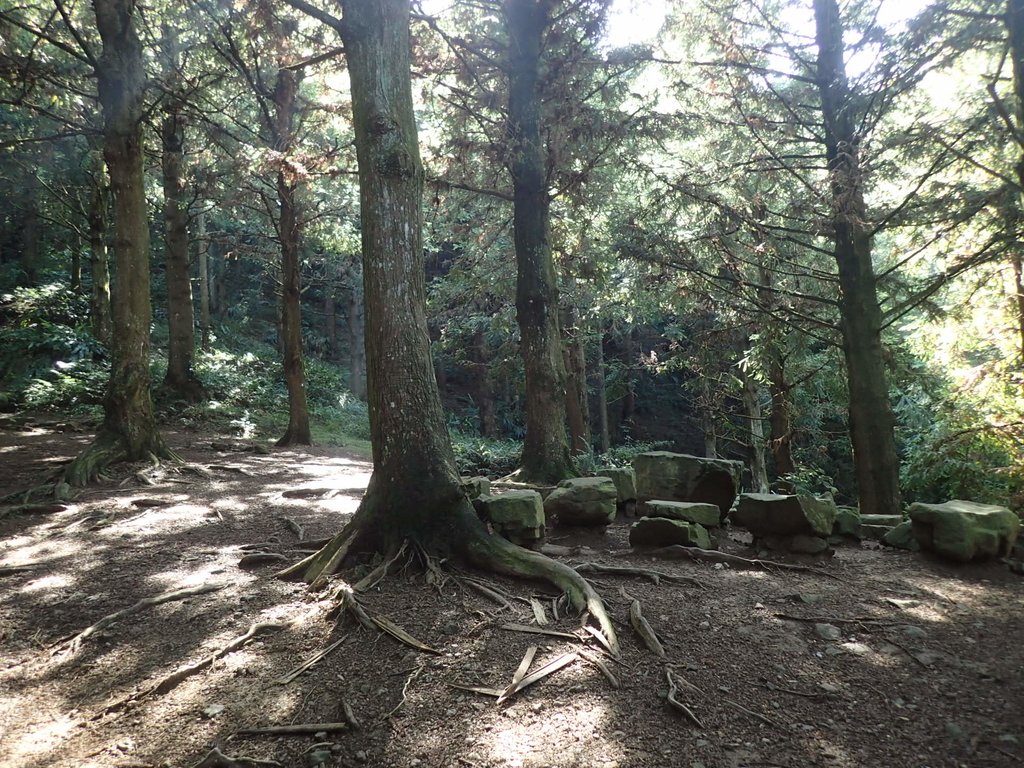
[505,0,572,483]
[284,0,617,654]
[814,0,901,517]
[66,0,169,485]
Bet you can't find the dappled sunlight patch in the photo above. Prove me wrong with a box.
[466,692,624,768]
[0,707,79,765]
[19,572,73,594]
[107,503,218,537]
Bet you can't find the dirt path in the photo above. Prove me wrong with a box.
[1,420,1022,768]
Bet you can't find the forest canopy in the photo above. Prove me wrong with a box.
[0,0,1021,513]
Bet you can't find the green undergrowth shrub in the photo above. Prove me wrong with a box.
[0,281,106,413]
[452,436,522,477]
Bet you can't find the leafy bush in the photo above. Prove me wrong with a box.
[0,283,105,411]
[452,435,521,477]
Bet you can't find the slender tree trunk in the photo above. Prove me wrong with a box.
[161,98,203,400]
[506,0,572,483]
[1012,251,1024,365]
[87,145,112,346]
[66,0,168,484]
[594,330,610,454]
[473,328,499,438]
[346,259,367,400]
[273,68,312,446]
[325,264,338,361]
[71,237,82,292]
[21,154,41,285]
[618,327,638,441]
[742,368,769,493]
[197,209,211,350]
[561,308,591,455]
[814,0,901,517]
[767,353,795,486]
[700,382,718,459]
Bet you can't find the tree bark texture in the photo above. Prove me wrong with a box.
[345,258,367,400]
[161,100,203,400]
[273,68,312,446]
[197,209,211,350]
[561,308,591,455]
[814,0,901,516]
[87,144,112,346]
[742,368,769,493]
[506,0,572,483]
[67,0,168,483]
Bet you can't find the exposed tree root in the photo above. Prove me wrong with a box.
[628,598,665,658]
[191,747,281,768]
[141,621,288,698]
[634,545,841,579]
[665,668,704,728]
[276,637,346,685]
[572,561,706,589]
[332,581,439,654]
[237,723,349,736]
[463,525,621,657]
[57,582,228,654]
[0,564,40,577]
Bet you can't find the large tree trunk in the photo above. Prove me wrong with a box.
[286,0,617,655]
[197,209,211,350]
[273,68,312,447]
[87,145,112,346]
[814,0,901,517]
[161,102,204,401]
[506,0,572,483]
[66,0,169,484]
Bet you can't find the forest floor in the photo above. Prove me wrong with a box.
[0,415,1022,768]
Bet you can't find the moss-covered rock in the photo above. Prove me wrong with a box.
[596,467,637,504]
[882,520,919,551]
[832,506,861,539]
[460,476,491,500]
[475,491,545,548]
[629,516,714,549]
[642,500,721,527]
[632,451,742,519]
[908,500,1020,562]
[544,477,617,526]
[731,493,837,538]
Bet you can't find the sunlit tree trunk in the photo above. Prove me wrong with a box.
[814,0,901,516]
[742,367,769,493]
[506,0,572,483]
[66,0,169,484]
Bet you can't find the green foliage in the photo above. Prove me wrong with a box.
[452,435,522,478]
[0,282,105,411]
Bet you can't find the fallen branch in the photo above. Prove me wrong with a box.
[191,746,281,768]
[383,662,423,719]
[60,583,228,653]
[639,546,841,579]
[335,582,439,654]
[579,649,619,689]
[500,623,579,640]
[724,697,788,732]
[238,553,289,568]
[237,723,348,736]
[497,645,538,703]
[665,669,704,728]
[459,577,515,611]
[446,682,503,697]
[629,600,666,658]
[0,564,40,576]
[496,651,578,703]
[530,598,548,625]
[775,613,904,625]
[276,637,346,685]
[573,562,705,589]
[143,622,288,698]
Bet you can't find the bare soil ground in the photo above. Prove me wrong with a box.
[1,416,1022,768]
